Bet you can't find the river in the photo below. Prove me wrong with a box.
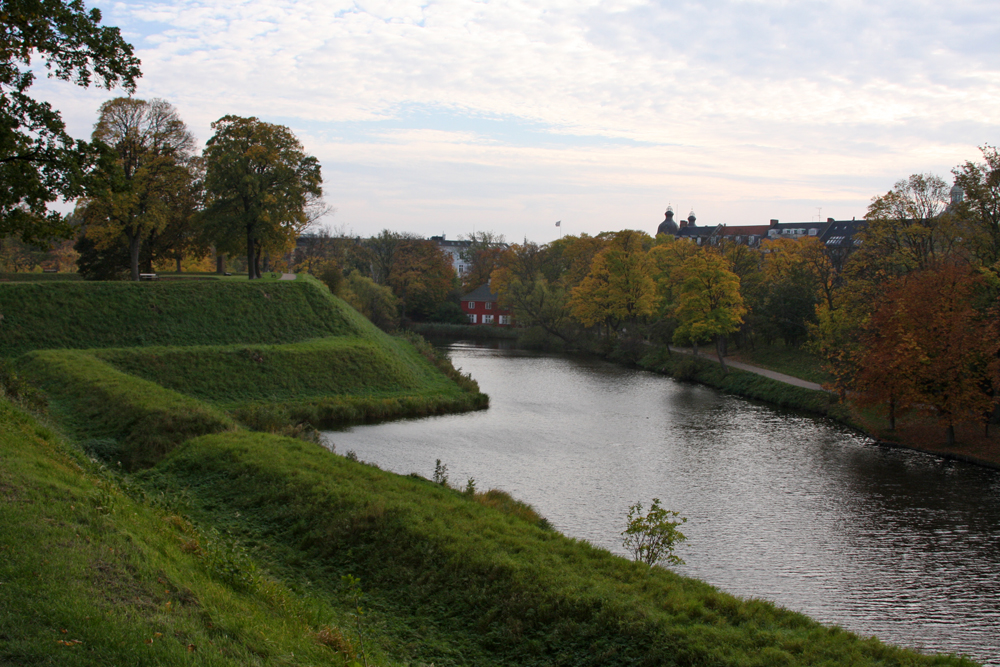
[322,341,1000,665]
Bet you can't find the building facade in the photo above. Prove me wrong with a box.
[460,283,514,326]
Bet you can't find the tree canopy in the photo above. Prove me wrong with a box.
[1,0,141,243]
[203,116,322,279]
[80,97,196,280]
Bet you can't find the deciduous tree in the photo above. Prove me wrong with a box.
[1,0,140,243]
[81,97,196,280]
[672,251,746,371]
[856,263,999,445]
[387,239,455,320]
[953,144,1000,271]
[570,230,657,334]
[203,116,322,279]
[491,242,573,342]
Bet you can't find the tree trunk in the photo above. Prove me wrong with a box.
[946,423,955,447]
[216,253,225,274]
[715,335,728,373]
[176,255,182,273]
[127,231,141,281]
[246,226,257,280]
[889,395,896,431]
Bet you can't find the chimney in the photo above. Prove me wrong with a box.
[827,218,835,223]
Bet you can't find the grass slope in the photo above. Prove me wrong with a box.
[8,276,486,434]
[0,398,383,666]
[138,429,977,667]
[18,350,236,469]
[0,279,366,358]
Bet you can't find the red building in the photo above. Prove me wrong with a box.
[460,283,513,326]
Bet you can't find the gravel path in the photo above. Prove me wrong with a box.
[671,347,827,392]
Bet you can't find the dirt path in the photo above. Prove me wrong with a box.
[671,347,1000,469]
[280,273,296,280]
[671,347,827,391]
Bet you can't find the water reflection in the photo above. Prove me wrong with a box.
[323,341,1000,665]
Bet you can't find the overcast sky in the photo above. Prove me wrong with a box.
[35,0,1000,242]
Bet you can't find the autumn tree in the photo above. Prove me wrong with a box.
[203,116,322,279]
[1,0,141,243]
[81,97,196,280]
[460,230,506,290]
[490,241,573,342]
[343,270,400,331]
[850,174,959,293]
[953,144,1000,271]
[855,263,999,445]
[570,230,657,335]
[672,251,746,371]
[387,239,456,320]
[646,235,701,346]
[754,237,835,346]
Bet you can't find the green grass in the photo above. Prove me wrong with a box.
[0,277,367,358]
[638,348,849,421]
[135,428,978,667]
[0,397,389,666]
[93,338,454,405]
[1,276,978,665]
[730,342,833,386]
[17,349,237,469]
[0,272,83,282]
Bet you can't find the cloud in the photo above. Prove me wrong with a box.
[34,0,1000,238]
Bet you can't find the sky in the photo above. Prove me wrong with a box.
[34,0,1000,243]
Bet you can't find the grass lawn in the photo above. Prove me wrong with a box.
[729,341,833,386]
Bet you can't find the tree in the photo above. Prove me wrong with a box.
[850,174,959,292]
[1,0,141,243]
[342,270,400,332]
[953,144,1000,271]
[755,237,834,347]
[855,264,999,445]
[491,242,574,343]
[81,97,196,280]
[570,230,657,334]
[460,230,506,290]
[672,251,746,371]
[362,230,414,285]
[203,116,322,279]
[621,498,687,567]
[387,239,456,320]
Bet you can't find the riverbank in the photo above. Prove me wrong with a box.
[1,280,986,665]
[645,345,1000,471]
[1,394,981,666]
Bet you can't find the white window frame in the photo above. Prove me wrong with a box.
[482,314,495,324]
[468,314,477,324]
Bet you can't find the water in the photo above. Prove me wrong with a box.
[323,341,1000,664]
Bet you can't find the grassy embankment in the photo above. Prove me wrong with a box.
[0,279,981,665]
[640,342,1000,467]
[2,276,486,442]
[636,346,848,420]
[0,397,979,666]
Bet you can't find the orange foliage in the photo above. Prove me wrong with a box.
[856,263,999,442]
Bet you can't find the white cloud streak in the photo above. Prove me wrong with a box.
[34,0,1000,239]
